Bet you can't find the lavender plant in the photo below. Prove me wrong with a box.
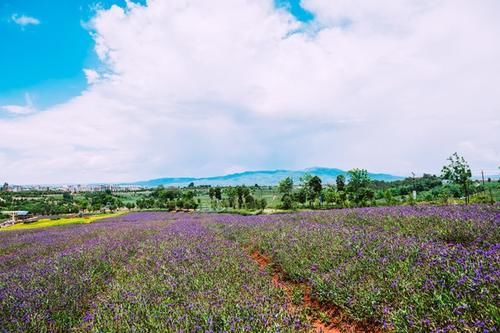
[1,205,498,332]
[214,205,499,332]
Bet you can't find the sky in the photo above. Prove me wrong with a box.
[0,0,499,184]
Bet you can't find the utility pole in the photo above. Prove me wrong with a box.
[482,170,494,203]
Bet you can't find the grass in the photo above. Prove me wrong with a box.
[2,212,124,231]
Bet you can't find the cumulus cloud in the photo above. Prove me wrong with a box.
[11,14,40,27]
[0,0,499,184]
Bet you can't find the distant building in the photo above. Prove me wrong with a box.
[13,211,32,221]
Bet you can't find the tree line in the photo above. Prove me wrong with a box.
[277,168,376,209]
[0,153,497,218]
[276,153,495,209]
[0,189,129,216]
[208,186,267,210]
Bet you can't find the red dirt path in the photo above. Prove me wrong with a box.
[250,251,382,333]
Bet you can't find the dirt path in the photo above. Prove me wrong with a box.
[250,251,382,333]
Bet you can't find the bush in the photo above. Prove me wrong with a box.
[470,193,494,204]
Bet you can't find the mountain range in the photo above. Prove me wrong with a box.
[129,167,404,187]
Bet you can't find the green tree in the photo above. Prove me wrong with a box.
[236,186,246,209]
[281,194,293,210]
[384,189,395,205]
[307,176,323,207]
[244,192,255,209]
[214,187,222,201]
[278,177,294,209]
[293,187,307,206]
[62,192,73,203]
[336,175,345,192]
[346,168,373,206]
[258,198,267,210]
[347,169,370,191]
[441,153,472,204]
[322,185,337,208]
[223,187,237,208]
[278,177,294,195]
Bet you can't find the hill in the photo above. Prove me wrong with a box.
[129,167,403,187]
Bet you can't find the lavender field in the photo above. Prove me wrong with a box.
[1,205,499,332]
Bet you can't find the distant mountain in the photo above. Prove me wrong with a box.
[129,167,403,188]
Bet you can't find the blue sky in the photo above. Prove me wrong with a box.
[1,0,98,108]
[0,0,309,111]
[0,0,498,184]
[276,0,314,22]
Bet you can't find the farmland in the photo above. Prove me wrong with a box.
[0,205,498,332]
[3,213,124,231]
[2,170,499,219]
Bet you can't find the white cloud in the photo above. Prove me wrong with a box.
[0,0,499,184]
[83,69,101,84]
[11,14,40,27]
[1,93,37,115]
[0,105,35,114]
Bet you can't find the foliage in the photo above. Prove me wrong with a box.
[322,185,337,207]
[346,168,374,206]
[278,177,293,195]
[336,175,345,192]
[277,177,294,209]
[136,186,198,210]
[84,190,124,212]
[441,153,473,204]
[0,165,497,217]
[371,174,443,195]
[280,193,294,210]
[306,175,323,206]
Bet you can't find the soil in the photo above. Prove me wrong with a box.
[249,251,383,333]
